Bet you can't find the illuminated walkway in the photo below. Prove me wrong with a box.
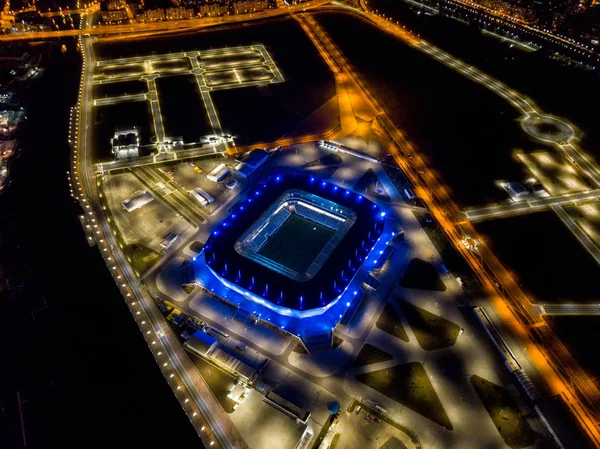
[93,92,147,106]
[93,45,285,152]
[553,205,600,266]
[536,303,600,316]
[463,189,600,223]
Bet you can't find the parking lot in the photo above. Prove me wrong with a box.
[102,171,187,250]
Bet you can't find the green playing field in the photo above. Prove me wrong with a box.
[258,214,335,273]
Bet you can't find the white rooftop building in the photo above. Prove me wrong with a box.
[207,163,230,182]
[121,190,153,212]
[111,127,139,160]
[189,187,214,206]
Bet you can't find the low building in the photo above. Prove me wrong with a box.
[505,181,529,201]
[160,232,179,249]
[207,163,230,182]
[235,148,270,178]
[121,190,153,212]
[243,149,269,168]
[111,127,139,160]
[210,347,256,381]
[184,329,261,384]
[184,329,219,356]
[264,391,311,424]
[189,187,214,206]
[100,0,129,23]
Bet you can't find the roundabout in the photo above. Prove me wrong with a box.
[521,114,576,144]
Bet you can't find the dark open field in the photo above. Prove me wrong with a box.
[315,11,552,207]
[199,52,264,69]
[92,100,153,163]
[547,316,600,388]
[475,212,600,304]
[94,18,337,147]
[259,214,334,273]
[0,42,201,448]
[98,64,144,77]
[356,362,452,429]
[93,80,148,98]
[155,74,212,142]
[152,58,191,71]
[367,0,600,165]
[471,375,536,448]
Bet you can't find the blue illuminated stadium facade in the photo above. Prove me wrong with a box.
[184,168,390,351]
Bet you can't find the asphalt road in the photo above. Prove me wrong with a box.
[465,189,600,222]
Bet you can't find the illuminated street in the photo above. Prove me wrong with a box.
[464,189,600,222]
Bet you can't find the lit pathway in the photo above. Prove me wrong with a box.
[536,303,600,315]
[553,205,600,265]
[463,189,600,223]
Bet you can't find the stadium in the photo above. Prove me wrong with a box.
[183,168,391,351]
[234,189,357,283]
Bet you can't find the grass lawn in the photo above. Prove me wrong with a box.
[125,244,162,276]
[259,214,335,273]
[399,300,459,351]
[354,168,390,202]
[356,362,452,430]
[376,303,409,342]
[471,375,536,448]
[399,258,446,291]
[380,437,408,449]
[191,355,237,413]
[354,343,393,368]
[330,433,341,449]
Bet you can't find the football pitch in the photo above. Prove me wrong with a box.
[258,214,335,273]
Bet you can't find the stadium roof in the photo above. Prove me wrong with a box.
[202,168,384,312]
[242,149,269,168]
